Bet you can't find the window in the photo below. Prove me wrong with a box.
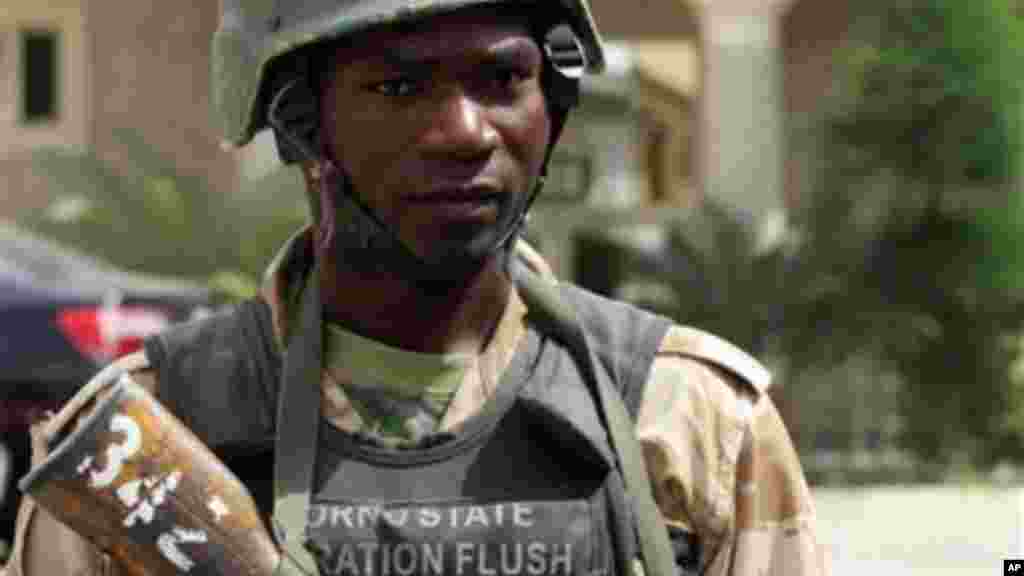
[20,29,59,124]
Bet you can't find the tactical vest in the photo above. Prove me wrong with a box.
[144,271,696,576]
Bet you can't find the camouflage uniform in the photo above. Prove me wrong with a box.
[2,231,830,576]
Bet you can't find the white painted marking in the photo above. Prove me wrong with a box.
[123,470,183,528]
[157,526,207,572]
[76,455,94,476]
[150,470,181,507]
[124,500,155,528]
[88,414,142,489]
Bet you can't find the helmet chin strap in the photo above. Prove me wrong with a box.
[313,154,548,287]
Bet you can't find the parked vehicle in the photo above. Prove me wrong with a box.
[0,224,213,544]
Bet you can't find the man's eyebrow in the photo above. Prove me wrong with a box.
[377,52,442,70]
[487,40,542,64]
[381,37,539,69]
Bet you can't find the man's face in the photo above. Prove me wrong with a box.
[322,9,552,263]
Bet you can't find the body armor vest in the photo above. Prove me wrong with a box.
[308,327,617,576]
[144,280,673,576]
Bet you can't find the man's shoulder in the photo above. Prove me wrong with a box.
[68,299,273,407]
[552,283,772,395]
[556,284,652,330]
[653,324,773,400]
[637,326,774,507]
[143,298,275,369]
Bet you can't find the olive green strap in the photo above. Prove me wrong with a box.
[512,261,677,576]
[272,550,319,576]
[594,356,679,576]
[271,267,323,575]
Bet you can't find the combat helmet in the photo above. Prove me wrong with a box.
[211,0,607,283]
[213,0,605,152]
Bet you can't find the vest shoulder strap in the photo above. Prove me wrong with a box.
[511,259,678,576]
[553,282,673,418]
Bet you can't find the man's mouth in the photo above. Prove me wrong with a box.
[407,183,503,202]
[405,185,503,219]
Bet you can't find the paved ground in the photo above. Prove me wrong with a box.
[814,484,1020,575]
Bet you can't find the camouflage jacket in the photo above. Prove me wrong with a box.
[3,231,830,576]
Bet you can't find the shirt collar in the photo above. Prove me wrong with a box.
[257,226,554,356]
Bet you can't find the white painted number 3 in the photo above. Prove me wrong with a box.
[77,413,210,573]
[88,414,142,489]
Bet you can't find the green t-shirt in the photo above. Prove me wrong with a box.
[323,323,472,442]
[285,275,472,444]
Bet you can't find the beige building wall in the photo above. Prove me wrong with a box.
[589,0,700,209]
[588,0,848,226]
[0,1,89,217]
[586,0,838,228]
[0,0,89,154]
[86,0,236,197]
[782,0,851,217]
[681,0,852,231]
[0,0,237,221]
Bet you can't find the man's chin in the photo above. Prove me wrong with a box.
[409,225,505,263]
[418,246,491,275]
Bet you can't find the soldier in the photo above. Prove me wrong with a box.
[3,1,829,575]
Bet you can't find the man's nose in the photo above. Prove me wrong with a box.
[420,89,499,159]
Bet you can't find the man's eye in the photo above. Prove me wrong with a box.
[493,67,531,91]
[369,78,422,97]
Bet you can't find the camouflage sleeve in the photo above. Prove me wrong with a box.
[2,352,157,576]
[635,325,830,575]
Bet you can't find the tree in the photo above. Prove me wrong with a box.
[781,0,1024,471]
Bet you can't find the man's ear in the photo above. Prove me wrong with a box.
[299,160,325,221]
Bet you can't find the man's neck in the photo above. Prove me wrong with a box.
[318,252,511,356]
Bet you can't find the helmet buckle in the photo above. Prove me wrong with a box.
[544,25,587,80]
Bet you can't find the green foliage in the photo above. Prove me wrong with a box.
[231,165,309,280]
[781,0,1024,472]
[21,129,308,301]
[835,0,1020,189]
